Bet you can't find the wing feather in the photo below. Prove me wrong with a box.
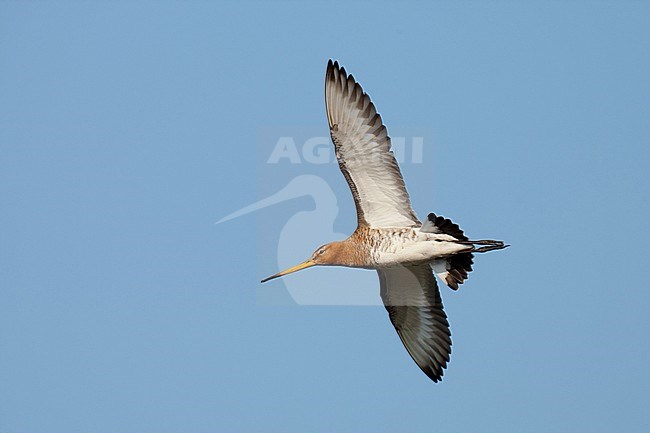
[378,264,452,382]
[325,60,420,228]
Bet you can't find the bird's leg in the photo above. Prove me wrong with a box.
[454,239,509,253]
[473,243,510,253]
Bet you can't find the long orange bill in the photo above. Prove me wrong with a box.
[260,260,316,283]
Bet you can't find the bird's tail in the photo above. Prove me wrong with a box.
[422,213,508,290]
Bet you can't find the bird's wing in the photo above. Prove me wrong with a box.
[378,264,452,382]
[325,60,420,228]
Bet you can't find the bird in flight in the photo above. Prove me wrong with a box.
[261,60,508,382]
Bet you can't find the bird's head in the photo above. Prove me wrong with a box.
[260,241,346,283]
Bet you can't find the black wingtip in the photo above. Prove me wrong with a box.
[424,367,444,383]
[326,59,340,82]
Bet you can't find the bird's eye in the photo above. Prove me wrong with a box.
[319,249,325,255]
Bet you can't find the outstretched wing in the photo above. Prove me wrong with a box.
[325,60,420,228]
[378,264,452,382]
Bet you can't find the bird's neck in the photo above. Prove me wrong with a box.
[317,240,359,268]
[332,230,372,267]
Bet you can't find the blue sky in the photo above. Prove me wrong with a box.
[1,1,649,432]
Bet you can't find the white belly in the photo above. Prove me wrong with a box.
[373,232,471,267]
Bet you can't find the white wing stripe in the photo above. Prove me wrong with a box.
[326,60,420,228]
